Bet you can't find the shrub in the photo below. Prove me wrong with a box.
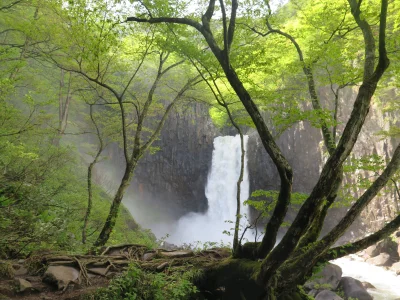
[90,263,198,300]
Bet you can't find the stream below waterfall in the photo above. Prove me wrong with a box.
[333,255,400,299]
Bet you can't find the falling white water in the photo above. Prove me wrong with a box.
[333,255,400,300]
[166,135,251,246]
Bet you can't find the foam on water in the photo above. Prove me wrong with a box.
[333,255,400,299]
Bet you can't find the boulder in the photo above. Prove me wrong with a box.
[42,266,79,290]
[361,281,376,289]
[365,245,379,258]
[398,243,400,259]
[391,261,400,275]
[339,277,372,300]
[315,290,343,300]
[12,264,28,276]
[14,278,32,293]
[365,239,399,261]
[376,238,399,260]
[304,263,342,291]
[366,252,392,266]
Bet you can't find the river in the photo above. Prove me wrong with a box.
[333,255,400,299]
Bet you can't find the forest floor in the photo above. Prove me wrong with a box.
[0,244,230,300]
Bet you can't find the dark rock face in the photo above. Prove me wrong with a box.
[247,121,322,195]
[97,86,398,238]
[132,103,217,216]
[246,122,323,226]
[339,277,373,300]
[97,102,220,228]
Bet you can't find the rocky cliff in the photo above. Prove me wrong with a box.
[99,86,399,240]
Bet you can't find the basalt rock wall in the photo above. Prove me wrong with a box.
[100,87,398,238]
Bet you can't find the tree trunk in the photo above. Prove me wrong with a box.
[82,162,94,244]
[233,131,245,255]
[53,70,72,146]
[219,65,293,260]
[93,162,136,247]
[82,105,105,244]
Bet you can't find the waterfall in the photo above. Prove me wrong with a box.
[167,135,250,245]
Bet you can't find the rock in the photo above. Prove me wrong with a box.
[142,252,156,261]
[366,252,392,266]
[339,276,373,300]
[365,239,400,260]
[14,278,32,293]
[361,281,376,289]
[395,231,400,238]
[159,250,194,258]
[398,243,400,259]
[315,290,343,300]
[308,289,319,297]
[365,245,379,258]
[376,238,399,260]
[304,263,342,291]
[12,264,28,276]
[42,266,79,290]
[391,261,400,275]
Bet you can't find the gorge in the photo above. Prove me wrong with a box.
[1,0,400,298]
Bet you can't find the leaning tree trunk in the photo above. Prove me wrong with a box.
[82,104,105,244]
[93,162,136,247]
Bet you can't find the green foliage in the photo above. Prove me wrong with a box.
[376,126,400,138]
[0,139,156,257]
[334,154,388,208]
[0,261,14,279]
[90,263,198,300]
[245,190,309,222]
[343,154,385,173]
[0,103,155,256]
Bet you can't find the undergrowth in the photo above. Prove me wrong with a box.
[87,263,199,300]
